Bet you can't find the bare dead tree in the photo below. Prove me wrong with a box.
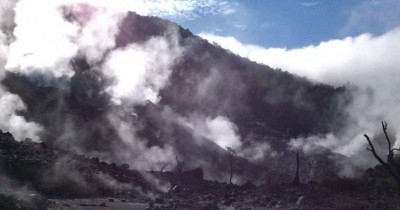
[160,164,166,173]
[364,121,400,190]
[264,167,271,187]
[226,146,237,185]
[175,155,183,175]
[291,149,301,186]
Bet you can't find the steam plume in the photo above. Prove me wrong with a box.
[0,0,42,141]
[200,28,400,176]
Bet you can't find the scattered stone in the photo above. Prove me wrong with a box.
[149,201,154,208]
[99,202,106,207]
[121,163,130,170]
[376,201,390,210]
[241,181,256,190]
[223,198,235,206]
[168,199,174,206]
[80,203,97,206]
[155,197,164,204]
[296,196,305,206]
[201,202,219,210]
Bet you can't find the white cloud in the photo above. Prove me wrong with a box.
[300,2,320,7]
[95,0,236,19]
[199,29,400,87]
[211,1,236,15]
[199,29,400,175]
[260,22,273,29]
[342,0,400,35]
[232,23,248,30]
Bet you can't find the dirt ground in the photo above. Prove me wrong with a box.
[48,198,148,210]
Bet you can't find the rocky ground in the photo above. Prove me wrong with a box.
[1,130,400,210]
[46,182,400,210]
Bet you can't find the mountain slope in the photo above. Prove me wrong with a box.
[1,11,349,182]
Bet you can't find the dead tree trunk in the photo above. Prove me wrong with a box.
[291,149,301,186]
[175,155,183,175]
[229,158,234,185]
[364,121,400,190]
[226,147,237,185]
[160,164,166,173]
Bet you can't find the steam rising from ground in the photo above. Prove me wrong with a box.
[200,29,400,176]
[0,0,42,141]
[103,31,182,105]
[106,107,176,171]
[0,174,39,204]
[0,90,42,141]
[0,0,278,188]
[2,0,398,184]
[1,0,194,175]
[201,116,241,149]
[6,1,125,79]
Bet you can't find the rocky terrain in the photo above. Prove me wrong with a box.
[1,4,399,210]
[1,130,400,210]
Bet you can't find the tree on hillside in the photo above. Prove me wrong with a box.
[226,146,237,185]
[175,155,183,175]
[364,121,400,190]
[291,149,301,186]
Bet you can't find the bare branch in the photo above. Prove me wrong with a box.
[379,121,400,178]
[364,130,400,190]
[382,121,391,152]
[160,164,166,173]
[364,134,378,154]
[226,146,237,185]
[364,134,389,169]
[175,155,183,174]
[291,149,301,186]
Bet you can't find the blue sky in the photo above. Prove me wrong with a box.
[163,0,400,49]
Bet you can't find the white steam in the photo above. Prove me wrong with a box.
[195,115,242,150]
[239,141,274,163]
[199,28,400,175]
[0,89,42,141]
[1,0,183,170]
[107,108,176,171]
[6,0,78,78]
[103,30,182,105]
[6,1,127,79]
[0,0,43,141]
